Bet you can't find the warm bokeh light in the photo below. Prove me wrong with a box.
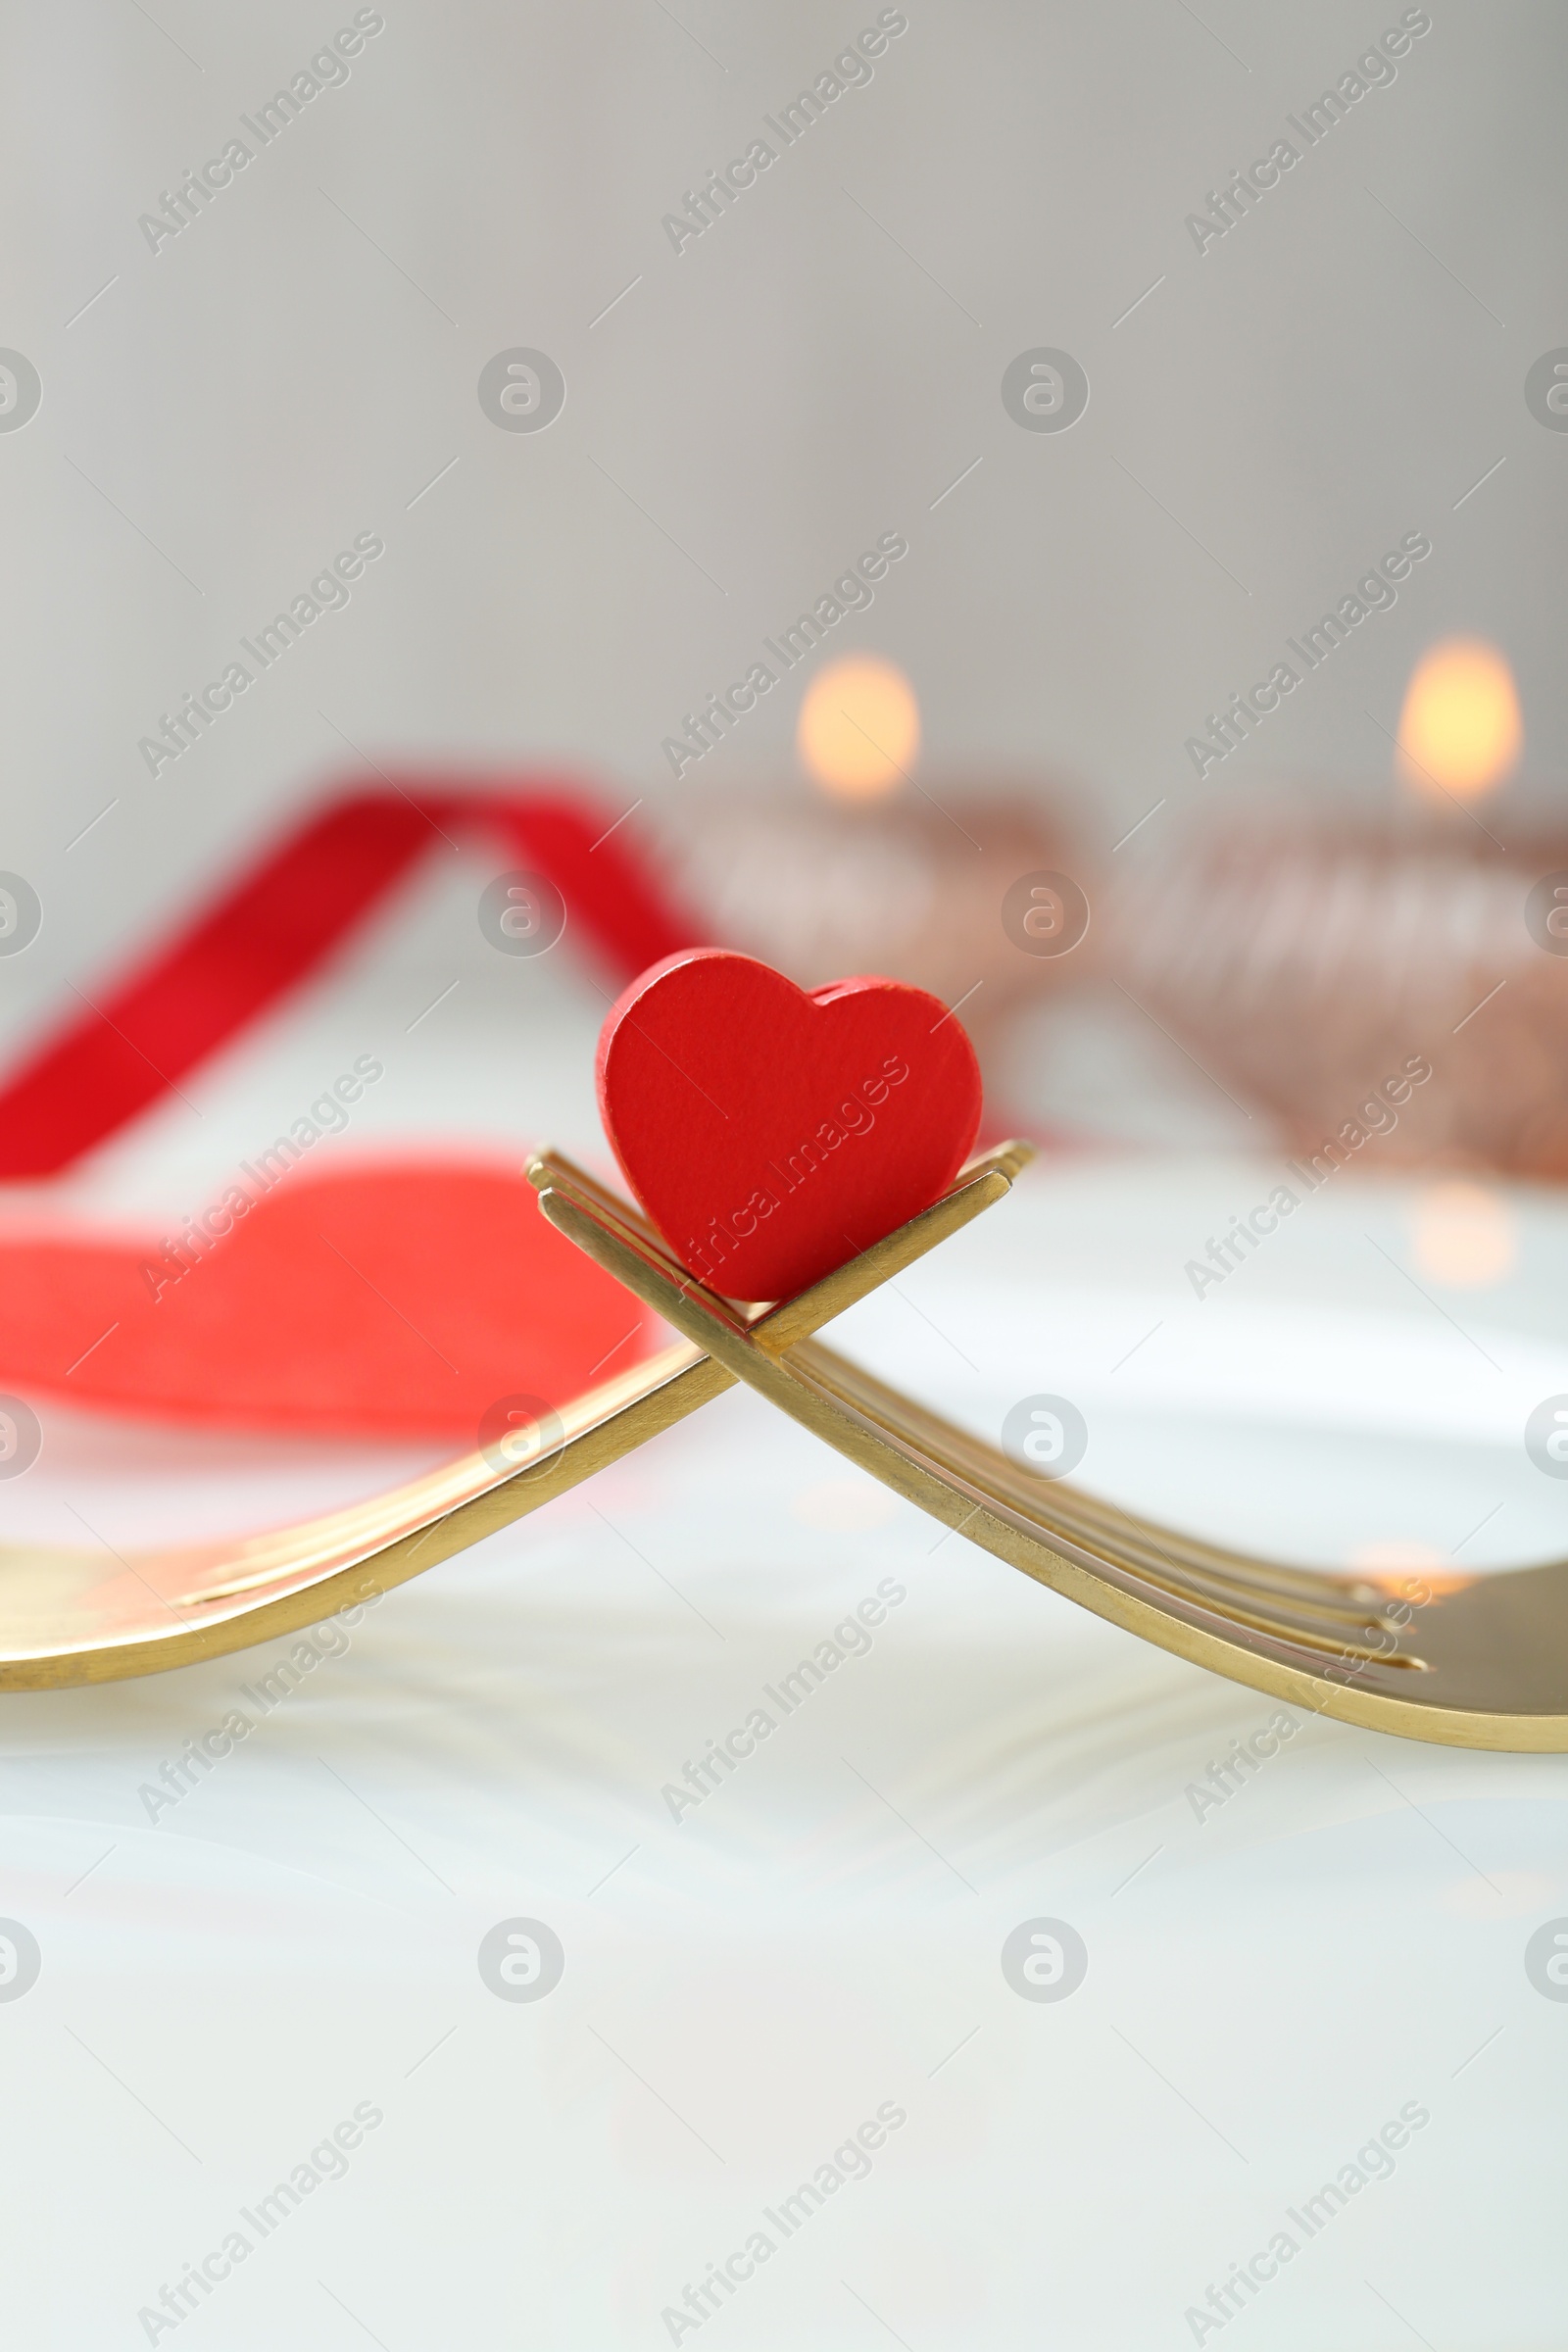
[1396,637,1522,800]
[1346,1539,1473,1597]
[1348,1539,1447,1575]
[797,655,919,799]
[1410,1182,1516,1287]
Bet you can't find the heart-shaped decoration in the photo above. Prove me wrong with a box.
[597,950,983,1300]
[0,1163,649,1439]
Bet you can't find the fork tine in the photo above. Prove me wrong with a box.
[782,1343,1424,1664]
[801,1343,1403,1630]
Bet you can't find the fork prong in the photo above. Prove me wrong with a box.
[803,1342,1406,1626]
[528,1141,1033,1349]
[777,1340,1420,1660]
[753,1156,1023,1353]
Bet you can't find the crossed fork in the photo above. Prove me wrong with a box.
[5,1141,1565,1751]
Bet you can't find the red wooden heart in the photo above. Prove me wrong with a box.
[596,950,982,1301]
[0,1162,650,1439]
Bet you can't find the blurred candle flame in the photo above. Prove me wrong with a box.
[798,655,919,800]
[1396,637,1522,800]
[1347,1538,1473,1596]
[1410,1181,1516,1287]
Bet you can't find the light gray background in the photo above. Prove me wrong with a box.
[2,0,1564,1040]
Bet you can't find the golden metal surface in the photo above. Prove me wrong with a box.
[530,1151,1568,1754]
[6,1140,1566,1749]
[0,1145,1014,1690]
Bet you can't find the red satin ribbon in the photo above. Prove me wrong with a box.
[0,780,699,1176]
[0,778,1045,1435]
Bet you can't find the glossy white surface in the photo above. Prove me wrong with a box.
[4,951,1564,2349]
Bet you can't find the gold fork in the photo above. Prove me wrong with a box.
[4,1143,1563,1751]
[528,1148,1568,1754]
[0,1144,1022,1690]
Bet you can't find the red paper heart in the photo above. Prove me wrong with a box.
[597,950,982,1300]
[0,1163,650,1439]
